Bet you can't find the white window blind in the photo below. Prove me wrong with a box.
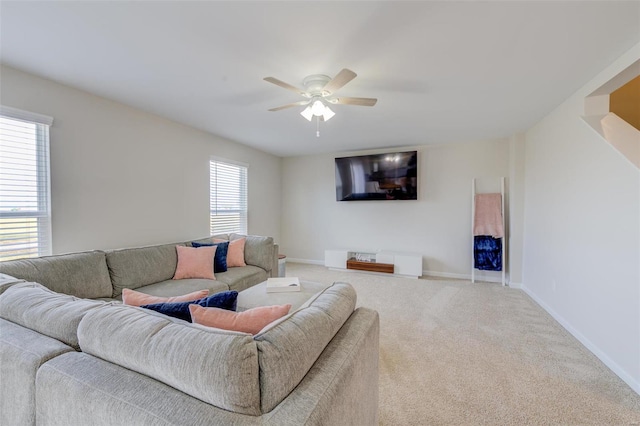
[210,158,247,235]
[0,106,53,261]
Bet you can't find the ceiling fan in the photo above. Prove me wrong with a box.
[263,69,377,123]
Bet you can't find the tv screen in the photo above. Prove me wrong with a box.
[335,151,418,201]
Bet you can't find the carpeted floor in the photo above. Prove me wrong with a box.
[286,262,640,425]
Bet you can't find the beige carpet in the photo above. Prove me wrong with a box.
[286,262,640,425]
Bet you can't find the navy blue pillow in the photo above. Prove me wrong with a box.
[141,290,238,322]
[192,241,229,273]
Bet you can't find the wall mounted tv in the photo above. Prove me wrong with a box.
[335,150,417,201]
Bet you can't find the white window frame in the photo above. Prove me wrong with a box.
[209,157,248,235]
[0,105,53,261]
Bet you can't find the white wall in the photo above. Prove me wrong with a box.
[508,133,526,286]
[281,140,511,280]
[0,65,282,253]
[522,43,640,392]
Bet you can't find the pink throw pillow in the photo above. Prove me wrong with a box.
[215,237,246,267]
[189,303,291,335]
[122,288,209,307]
[173,245,216,280]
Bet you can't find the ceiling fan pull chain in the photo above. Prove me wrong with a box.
[316,116,320,137]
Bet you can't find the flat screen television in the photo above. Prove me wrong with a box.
[335,150,418,201]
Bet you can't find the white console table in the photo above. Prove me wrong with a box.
[325,249,422,279]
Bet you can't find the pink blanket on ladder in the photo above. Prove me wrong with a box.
[474,193,504,238]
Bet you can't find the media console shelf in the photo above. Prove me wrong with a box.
[325,249,422,278]
[346,258,395,274]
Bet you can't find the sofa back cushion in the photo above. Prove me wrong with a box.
[0,273,25,296]
[0,282,109,349]
[106,243,180,297]
[189,234,228,246]
[230,234,275,273]
[77,305,261,415]
[254,282,357,413]
[0,251,112,299]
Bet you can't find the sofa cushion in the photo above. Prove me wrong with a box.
[191,241,229,273]
[230,234,275,273]
[106,243,180,297]
[0,251,112,299]
[0,282,109,350]
[122,288,209,307]
[190,304,291,334]
[217,237,246,267]
[141,291,238,322]
[130,278,229,300]
[77,304,261,415]
[254,282,357,413]
[215,265,267,293]
[173,245,216,280]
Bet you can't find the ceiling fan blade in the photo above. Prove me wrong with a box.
[322,69,357,95]
[263,77,307,96]
[332,97,378,107]
[268,100,310,112]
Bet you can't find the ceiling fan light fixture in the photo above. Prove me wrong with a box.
[311,99,326,116]
[302,98,334,122]
[300,105,314,121]
[322,105,335,121]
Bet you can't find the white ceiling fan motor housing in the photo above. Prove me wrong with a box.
[302,74,332,97]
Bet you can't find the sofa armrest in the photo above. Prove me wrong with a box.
[262,307,380,425]
[255,282,358,413]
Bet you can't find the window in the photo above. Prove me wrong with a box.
[210,158,247,235]
[0,106,53,261]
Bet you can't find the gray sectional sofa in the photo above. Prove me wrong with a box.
[0,234,380,425]
[0,233,279,300]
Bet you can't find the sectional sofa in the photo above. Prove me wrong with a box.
[0,233,279,301]
[0,234,380,425]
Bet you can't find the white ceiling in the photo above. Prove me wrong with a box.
[1,1,639,157]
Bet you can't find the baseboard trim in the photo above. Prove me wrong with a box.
[285,258,324,266]
[422,270,469,280]
[423,270,518,287]
[522,285,640,396]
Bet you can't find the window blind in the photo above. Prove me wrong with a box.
[0,106,53,261]
[210,158,248,235]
